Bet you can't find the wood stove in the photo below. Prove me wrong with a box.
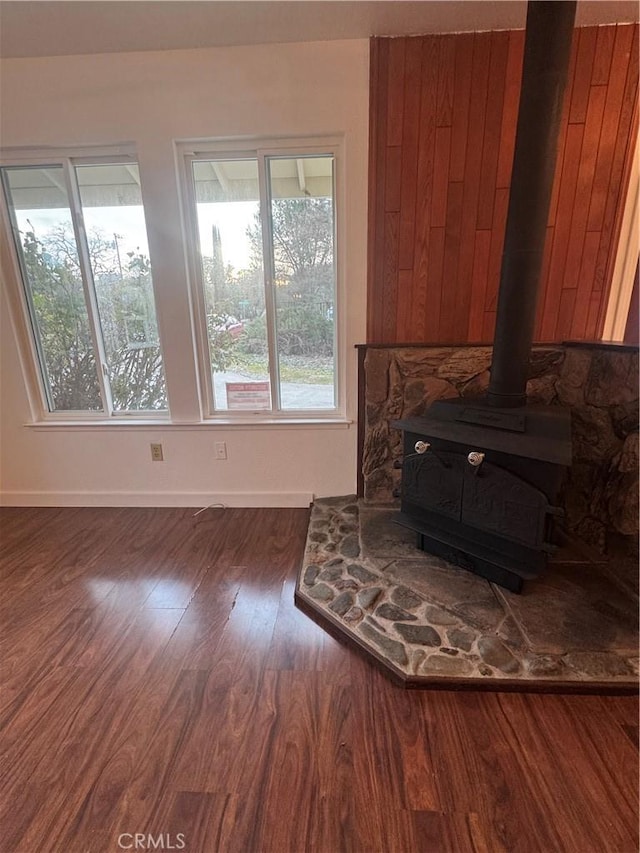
[392,1,577,592]
[394,399,571,592]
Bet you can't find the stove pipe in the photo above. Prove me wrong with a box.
[487,1,577,408]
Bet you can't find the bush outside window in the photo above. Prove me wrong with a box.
[1,157,167,414]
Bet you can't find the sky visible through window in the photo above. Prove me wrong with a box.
[18,202,255,271]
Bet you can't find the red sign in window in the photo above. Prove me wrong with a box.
[225,381,270,410]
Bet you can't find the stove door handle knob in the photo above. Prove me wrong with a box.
[467,451,485,467]
[414,441,430,454]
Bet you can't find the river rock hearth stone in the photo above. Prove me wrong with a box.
[335,578,360,591]
[344,606,364,624]
[303,565,320,586]
[296,495,639,689]
[395,624,441,647]
[340,533,361,558]
[360,623,408,666]
[357,587,383,610]
[421,655,474,676]
[376,603,418,622]
[308,583,334,602]
[447,628,475,652]
[348,564,378,583]
[330,591,354,617]
[319,565,343,582]
[391,585,423,610]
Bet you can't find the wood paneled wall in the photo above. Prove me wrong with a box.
[367,25,639,344]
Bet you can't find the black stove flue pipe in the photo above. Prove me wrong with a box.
[487,0,577,408]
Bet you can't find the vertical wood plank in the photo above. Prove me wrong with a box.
[386,38,406,147]
[547,35,578,228]
[570,231,604,338]
[496,30,525,189]
[449,32,474,182]
[455,32,492,340]
[484,187,510,314]
[367,38,385,342]
[540,123,584,339]
[570,27,598,124]
[585,290,603,339]
[556,288,578,340]
[381,211,400,342]
[396,269,414,342]
[398,37,423,271]
[412,36,439,340]
[436,35,455,127]
[587,24,635,232]
[477,31,510,229]
[595,95,638,337]
[481,310,497,342]
[593,26,638,293]
[424,227,445,342]
[439,181,465,341]
[431,126,452,228]
[592,25,616,86]
[534,226,556,340]
[467,231,492,342]
[594,102,637,303]
[385,145,403,213]
[562,84,608,292]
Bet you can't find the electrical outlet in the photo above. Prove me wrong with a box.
[150,442,164,462]
[215,441,227,460]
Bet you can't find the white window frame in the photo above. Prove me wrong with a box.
[177,136,345,421]
[0,145,169,421]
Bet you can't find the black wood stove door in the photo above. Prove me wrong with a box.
[401,445,551,549]
[402,452,465,521]
[461,464,549,548]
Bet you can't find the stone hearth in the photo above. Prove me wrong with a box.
[295,496,639,689]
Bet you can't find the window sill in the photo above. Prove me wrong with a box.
[25,417,353,431]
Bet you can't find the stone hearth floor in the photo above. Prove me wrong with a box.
[295,496,639,690]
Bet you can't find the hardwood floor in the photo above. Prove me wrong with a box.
[0,506,637,853]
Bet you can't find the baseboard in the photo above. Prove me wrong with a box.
[0,490,314,508]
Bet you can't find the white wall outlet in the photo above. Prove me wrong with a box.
[215,441,227,460]
[150,442,164,462]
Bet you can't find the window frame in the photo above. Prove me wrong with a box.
[0,146,169,421]
[177,136,344,421]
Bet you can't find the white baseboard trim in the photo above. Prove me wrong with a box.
[0,491,314,508]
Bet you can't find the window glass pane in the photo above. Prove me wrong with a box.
[76,163,167,411]
[2,166,103,411]
[268,156,336,410]
[192,158,269,411]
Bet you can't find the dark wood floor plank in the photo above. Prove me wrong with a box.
[149,790,239,853]
[424,691,568,851]
[0,507,637,853]
[1,609,186,852]
[266,576,327,671]
[496,693,638,852]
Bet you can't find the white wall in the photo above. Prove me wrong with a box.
[0,40,369,506]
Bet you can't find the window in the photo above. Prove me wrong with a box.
[184,144,338,415]
[1,156,167,415]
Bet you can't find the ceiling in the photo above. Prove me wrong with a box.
[1,1,638,59]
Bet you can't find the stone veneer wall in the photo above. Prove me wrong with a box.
[363,344,639,553]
